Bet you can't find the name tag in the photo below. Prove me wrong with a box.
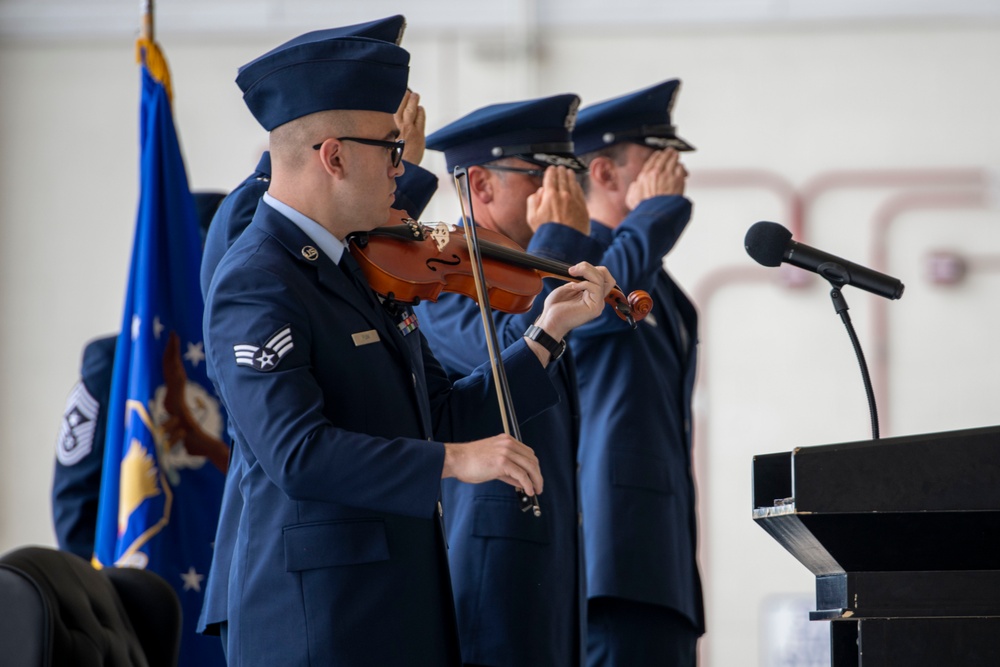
[352,330,381,347]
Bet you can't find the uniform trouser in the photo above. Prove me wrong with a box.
[587,596,699,667]
[220,622,228,662]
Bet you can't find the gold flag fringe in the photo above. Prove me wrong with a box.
[135,37,173,102]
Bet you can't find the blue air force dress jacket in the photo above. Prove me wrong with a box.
[542,195,704,633]
[204,202,557,667]
[196,154,439,637]
[415,220,603,667]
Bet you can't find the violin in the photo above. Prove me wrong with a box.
[347,219,653,327]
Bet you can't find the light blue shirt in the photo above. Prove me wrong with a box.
[262,192,347,265]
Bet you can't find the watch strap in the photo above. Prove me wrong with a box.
[524,324,566,362]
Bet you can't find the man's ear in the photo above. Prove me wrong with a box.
[316,139,345,179]
[589,156,618,192]
[467,166,494,204]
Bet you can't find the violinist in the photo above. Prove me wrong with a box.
[202,32,614,667]
[194,16,440,654]
[571,80,703,667]
[417,94,603,667]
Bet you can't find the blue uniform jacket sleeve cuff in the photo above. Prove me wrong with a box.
[393,162,439,219]
[618,195,693,260]
[501,338,560,422]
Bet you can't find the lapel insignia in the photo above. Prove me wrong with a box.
[301,246,319,261]
[234,325,294,372]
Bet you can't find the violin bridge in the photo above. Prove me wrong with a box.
[426,224,450,253]
[402,218,451,253]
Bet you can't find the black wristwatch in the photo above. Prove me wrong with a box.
[524,324,566,362]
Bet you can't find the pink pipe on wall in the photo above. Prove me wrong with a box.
[867,188,992,434]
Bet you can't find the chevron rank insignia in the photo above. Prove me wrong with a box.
[234,325,294,372]
[56,381,99,466]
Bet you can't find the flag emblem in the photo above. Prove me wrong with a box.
[234,325,294,371]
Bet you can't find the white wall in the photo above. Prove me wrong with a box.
[2,13,1000,667]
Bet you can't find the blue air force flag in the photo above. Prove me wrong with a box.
[93,38,226,667]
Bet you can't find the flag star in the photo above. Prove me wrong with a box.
[180,566,205,592]
[131,315,141,340]
[184,341,206,367]
[153,316,165,339]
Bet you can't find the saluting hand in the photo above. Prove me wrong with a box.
[442,434,544,497]
[625,148,687,210]
[394,89,427,166]
[526,166,590,235]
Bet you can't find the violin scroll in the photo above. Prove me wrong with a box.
[604,287,652,329]
[627,290,653,320]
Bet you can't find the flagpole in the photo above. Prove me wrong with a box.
[141,0,154,42]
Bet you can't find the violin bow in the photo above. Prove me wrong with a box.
[453,167,541,517]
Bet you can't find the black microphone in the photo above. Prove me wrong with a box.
[744,221,905,300]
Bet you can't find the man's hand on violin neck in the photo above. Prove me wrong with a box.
[441,435,543,496]
[533,261,616,342]
[526,165,590,235]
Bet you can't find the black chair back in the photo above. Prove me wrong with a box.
[0,546,180,667]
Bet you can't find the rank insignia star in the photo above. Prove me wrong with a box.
[234,325,294,372]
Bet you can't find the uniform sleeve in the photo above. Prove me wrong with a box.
[51,335,117,559]
[200,177,270,299]
[420,330,558,442]
[393,162,439,219]
[564,195,692,338]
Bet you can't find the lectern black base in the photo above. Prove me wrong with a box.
[752,425,1000,667]
[830,617,1000,667]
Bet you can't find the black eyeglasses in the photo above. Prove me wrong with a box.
[312,137,406,168]
[484,165,547,179]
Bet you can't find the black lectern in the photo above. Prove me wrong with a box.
[753,425,1000,666]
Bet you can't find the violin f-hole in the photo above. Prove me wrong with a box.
[426,254,462,272]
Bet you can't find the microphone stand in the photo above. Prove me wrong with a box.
[824,263,880,440]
